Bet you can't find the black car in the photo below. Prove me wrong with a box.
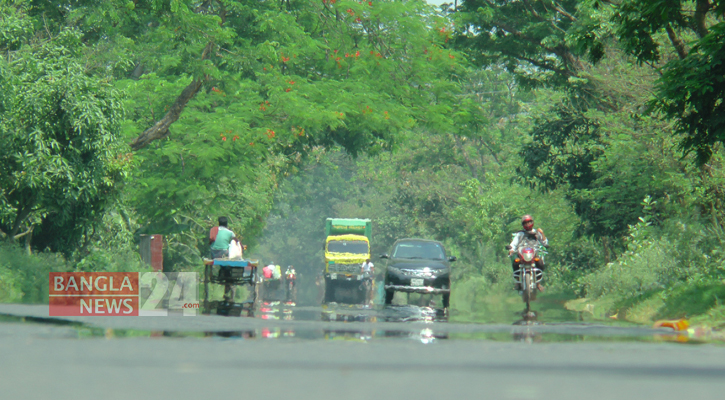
[381,238,456,308]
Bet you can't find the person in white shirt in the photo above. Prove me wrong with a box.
[361,259,375,306]
[508,214,548,291]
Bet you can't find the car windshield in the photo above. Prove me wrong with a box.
[327,240,369,254]
[393,242,445,260]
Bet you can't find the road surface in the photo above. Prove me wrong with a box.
[1,303,723,400]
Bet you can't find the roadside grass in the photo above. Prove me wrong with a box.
[0,243,69,303]
[564,282,725,329]
[657,283,725,321]
[0,242,151,304]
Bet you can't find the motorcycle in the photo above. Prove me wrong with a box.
[506,244,545,312]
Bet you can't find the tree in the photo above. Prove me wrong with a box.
[454,0,594,87]
[584,0,725,164]
[0,21,128,253]
[30,0,468,155]
[110,0,474,264]
[12,0,475,263]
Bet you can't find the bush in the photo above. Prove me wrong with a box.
[0,243,69,303]
[0,240,153,304]
[578,238,678,298]
[74,247,150,273]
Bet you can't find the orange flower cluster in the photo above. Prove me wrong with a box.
[220,130,235,142]
[291,126,305,137]
[259,100,270,111]
[438,26,451,43]
[362,105,373,114]
[265,129,276,139]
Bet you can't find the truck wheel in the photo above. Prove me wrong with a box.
[384,289,394,305]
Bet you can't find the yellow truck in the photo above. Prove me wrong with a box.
[323,218,372,304]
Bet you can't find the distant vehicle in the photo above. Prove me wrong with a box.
[285,266,297,303]
[323,218,372,304]
[381,238,455,308]
[260,264,285,302]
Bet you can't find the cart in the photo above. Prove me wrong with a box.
[202,259,259,314]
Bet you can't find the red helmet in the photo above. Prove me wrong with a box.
[521,215,534,226]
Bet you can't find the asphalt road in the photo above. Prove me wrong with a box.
[1,304,724,400]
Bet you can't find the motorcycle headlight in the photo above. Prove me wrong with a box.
[522,252,534,262]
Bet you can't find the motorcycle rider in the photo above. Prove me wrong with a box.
[508,215,548,292]
[285,265,297,287]
[285,265,297,280]
[285,265,297,301]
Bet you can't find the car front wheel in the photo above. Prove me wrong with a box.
[442,293,450,309]
[384,289,394,305]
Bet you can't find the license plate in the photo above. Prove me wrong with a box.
[410,278,424,287]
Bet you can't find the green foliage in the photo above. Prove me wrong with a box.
[88,0,477,268]
[0,1,34,51]
[578,196,725,301]
[0,23,129,254]
[0,242,69,303]
[455,0,592,87]
[517,98,602,193]
[655,23,725,164]
[582,0,725,164]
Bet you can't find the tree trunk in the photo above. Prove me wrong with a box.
[129,79,204,150]
[130,42,213,150]
[665,24,688,60]
[693,0,711,39]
